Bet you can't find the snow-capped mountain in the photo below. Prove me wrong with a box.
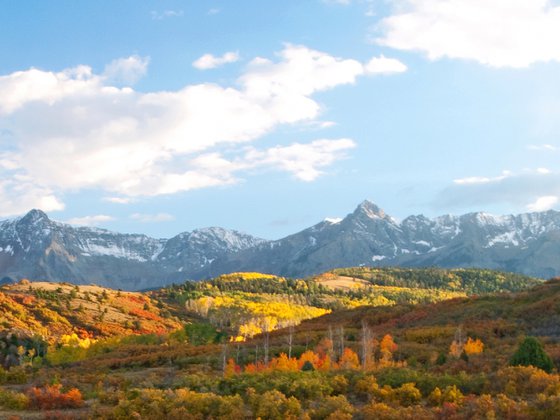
[0,210,264,290]
[205,200,560,280]
[1,201,560,290]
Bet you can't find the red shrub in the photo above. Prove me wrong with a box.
[129,308,160,321]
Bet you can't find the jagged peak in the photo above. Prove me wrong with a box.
[18,209,50,225]
[353,200,390,220]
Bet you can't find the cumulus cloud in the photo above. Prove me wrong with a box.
[0,45,388,214]
[244,138,356,181]
[0,65,99,115]
[130,213,175,222]
[527,195,558,212]
[103,55,149,85]
[66,214,114,226]
[377,0,560,68]
[436,169,560,211]
[365,55,408,74]
[193,52,240,70]
[0,178,64,217]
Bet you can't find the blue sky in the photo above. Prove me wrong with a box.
[1,0,560,239]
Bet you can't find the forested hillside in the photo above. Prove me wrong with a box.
[0,268,554,418]
[326,267,541,293]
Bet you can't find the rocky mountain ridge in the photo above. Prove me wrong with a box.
[0,209,264,290]
[1,201,559,289]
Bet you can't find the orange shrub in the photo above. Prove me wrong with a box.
[27,384,84,410]
[298,350,320,369]
[338,348,360,370]
[269,353,298,372]
[463,337,484,355]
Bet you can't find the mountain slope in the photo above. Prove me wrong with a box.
[0,210,263,290]
[208,201,560,279]
[1,201,560,289]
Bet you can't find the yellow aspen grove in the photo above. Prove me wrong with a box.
[463,337,484,355]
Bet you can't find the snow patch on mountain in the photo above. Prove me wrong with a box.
[485,231,520,248]
[81,241,148,262]
[0,245,14,255]
[325,217,342,224]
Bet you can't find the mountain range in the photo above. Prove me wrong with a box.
[1,200,560,290]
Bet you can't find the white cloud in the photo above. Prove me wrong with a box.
[528,144,559,151]
[130,213,175,222]
[0,178,64,217]
[437,169,560,211]
[103,55,149,85]
[150,138,356,191]
[0,153,19,170]
[193,52,240,70]
[151,10,183,20]
[0,45,396,212]
[365,55,408,74]
[66,214,114,226]
[537,167,551,174]
[242,45,363,101]
[244,138,356,181]
[453,170,512,185]
[527,195,558,212]
[208,8,221,15]
[377,0,560,68]
[103,196,134,204]
[0,65,99,115]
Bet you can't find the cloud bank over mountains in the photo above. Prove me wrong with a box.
[3,0,560,226]
[0,45,406,217]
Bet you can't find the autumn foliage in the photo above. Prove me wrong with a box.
[27,384,84,410]
[463,337,484,355]
[2,271,560,418]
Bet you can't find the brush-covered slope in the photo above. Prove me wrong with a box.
[297,277,560,369]
[3,276,558,419]
[0,280,182,342]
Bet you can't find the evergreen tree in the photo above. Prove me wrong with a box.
[510,337,554,373]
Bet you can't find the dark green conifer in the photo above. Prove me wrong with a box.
[510,337,554,373]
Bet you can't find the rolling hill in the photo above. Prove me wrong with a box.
[0,269,556,419]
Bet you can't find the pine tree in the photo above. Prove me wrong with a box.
[510,337,554,373]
